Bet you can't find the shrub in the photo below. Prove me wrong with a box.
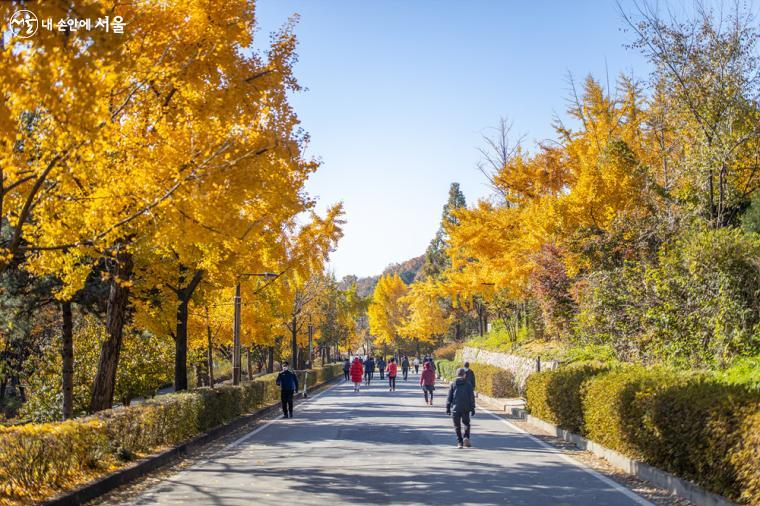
[436,360,519,398]
[436,359,458,380]
[21,319,174,421]
[525,364,608,433]
[529,363,760,503]
[0,420,110,498]
[470,363,519,398]
[581,367,686,458]
[732,410,760,504]
[574,227,760,367]
[0,363,342,503]
[432,342,460,360]
[645,379,758,500]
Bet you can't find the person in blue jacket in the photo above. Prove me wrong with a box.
[276,361,299,419]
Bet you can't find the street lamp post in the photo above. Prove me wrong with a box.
[233,272,278,386]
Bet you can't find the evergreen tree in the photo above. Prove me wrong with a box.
[418,183,466,280]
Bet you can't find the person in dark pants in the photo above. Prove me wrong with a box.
[419,361,436,405]
[386,358,398,391]
[401,356,410,380]
[446,367,476,448]
[276,361,299,419]
[377,356,386,380]
[343,358,351,381]
[464,362,476,391]
[363,356,375,385]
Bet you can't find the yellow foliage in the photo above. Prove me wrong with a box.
[441,76,656,301]
[368,273,409,347]
[399,279,451,343]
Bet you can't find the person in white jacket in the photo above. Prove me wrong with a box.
[413,357,420,374]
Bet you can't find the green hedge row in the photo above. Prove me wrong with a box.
[0,364,343,502]
[525,365,760,504]
[436,360,519,398]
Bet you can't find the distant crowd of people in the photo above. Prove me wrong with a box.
[337,353,477,448]
[275,353,478,448]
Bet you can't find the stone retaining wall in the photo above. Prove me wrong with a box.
[460,346,560,392]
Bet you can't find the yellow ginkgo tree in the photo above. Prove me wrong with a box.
[368,273,409,354]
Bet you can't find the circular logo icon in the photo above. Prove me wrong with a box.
[9,10,39,39]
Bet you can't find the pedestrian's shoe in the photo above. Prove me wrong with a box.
[456,442,463,449]
[463,437,471,448]
[282,414,288,419]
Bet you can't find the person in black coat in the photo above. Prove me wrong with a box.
[464,362,476,391]
[401,356,410,381]
[363,356,375,385]
[446,368,476,448]
[276,361,299,419]
[342,358,351,381]
[376,356,386,380]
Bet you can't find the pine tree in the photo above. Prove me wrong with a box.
[418,183,466,280]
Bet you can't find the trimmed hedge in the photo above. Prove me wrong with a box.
[525,364,608,434]
[0,364,342,503]
[436,359,458,381]
[525,365,760,504]
[436,360,519,398]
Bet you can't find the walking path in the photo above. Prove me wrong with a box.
[127,374,653,506]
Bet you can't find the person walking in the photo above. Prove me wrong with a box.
[377,356,386,380]
[401,356,410,381]
[343,358,351,381]
[464,361,476,391]
[419,361,436,405]
[413,357,420,374]
[429,357,437,378]
[276,361,299,419]
[349,357,363,392]
[363,356,375,386]
[386,358,398,392]
[446,368,476,448]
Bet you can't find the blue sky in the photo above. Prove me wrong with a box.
[254,1,652,279]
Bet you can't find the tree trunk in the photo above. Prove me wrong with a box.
[206,319,215,388]
[291,315,298,367]
[194,363,205,388]
[61,300,74,420]
[246,348,253,380]
[0,375,7,402]
[267,346,274,373]
[15,377,25,402]
[90,251,133,412]
[175,299,189,391]
[174,269,203,393]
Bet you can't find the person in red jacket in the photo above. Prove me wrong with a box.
[349,357,364,392]
[419,361,436,405]
[386,358,398,392]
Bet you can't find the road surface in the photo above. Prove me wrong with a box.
[128,374,653,506]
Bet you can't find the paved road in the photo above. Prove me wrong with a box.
[129,375,653,506]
